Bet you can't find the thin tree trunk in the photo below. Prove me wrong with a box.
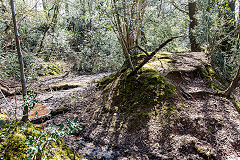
[10,0,28,122]
[38,0,61,53]
[38,25,50,53]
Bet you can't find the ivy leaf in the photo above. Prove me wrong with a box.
[74,116,78,123]
[28,137,34,145]
[58,124,64,131]
[27,156,33,160]
[0,120,4,126]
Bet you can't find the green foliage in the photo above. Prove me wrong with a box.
[194,0,240,83]
[65,1,124,73]
[0,52,64,80]
[0,0,124,75]
[0,93,84,159]
[144,2,188,52]
[0,53,20,80]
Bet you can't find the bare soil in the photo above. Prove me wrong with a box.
[1,52,240,160]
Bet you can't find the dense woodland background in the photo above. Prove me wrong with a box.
[1,0,240,159]
[0,0,239,79]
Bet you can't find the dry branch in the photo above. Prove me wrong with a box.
[128,36,181,77]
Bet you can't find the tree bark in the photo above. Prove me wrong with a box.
[188,0,201,52]
[10,0,28,122]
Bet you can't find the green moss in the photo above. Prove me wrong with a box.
[37,62,62,76]
[141,52,173,72]
[97,73,117,89]
[0,109,8,120]
[0,122,85,160]
[102,68,177,131]
[207,67,216,75]
[154,52,173,58]
[194,63,225,91]
[119,69,175,110]
[136,52,148,58]
[161,102,176,115]
[230,98,240,113]
[196,147,215,159]
[0,110,9,126]
[23,124,37,136]
[209,82,223,90]
[217,90,225,96]
[99,52,178,131]
[5,133,28,159]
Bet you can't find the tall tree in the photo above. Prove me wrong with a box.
[37,0,62,53]
[170,0,201,51]
[10,0,28,122]
[188,0,201,52]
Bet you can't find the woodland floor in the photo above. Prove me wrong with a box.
[1,52,240,160]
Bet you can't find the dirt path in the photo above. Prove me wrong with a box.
[0,72,111,119]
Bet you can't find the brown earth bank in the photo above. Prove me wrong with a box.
[1,52,240,160]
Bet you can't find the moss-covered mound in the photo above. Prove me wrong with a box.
[92,52,240,159]
[98,52,178,131]
[0,122,85,160]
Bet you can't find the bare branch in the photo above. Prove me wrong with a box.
[136,45,149,56]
